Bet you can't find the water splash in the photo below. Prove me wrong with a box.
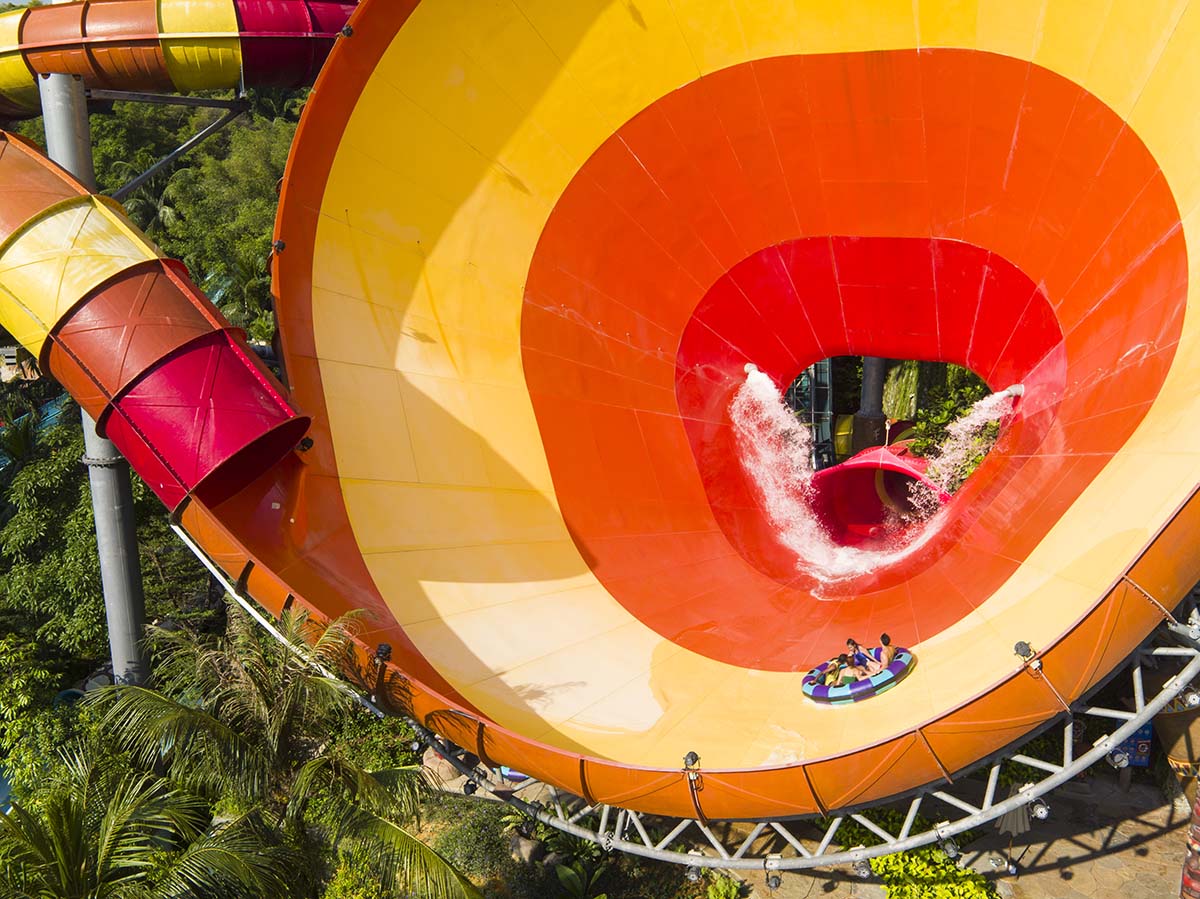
[920,387,1020,498]
[729,367,1018,585]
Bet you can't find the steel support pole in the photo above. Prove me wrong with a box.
[38,71,148,685]
[852,355,889,452]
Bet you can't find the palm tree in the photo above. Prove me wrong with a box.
[0,749,292,898]
[96,605,478,899]
[115,166,190,240]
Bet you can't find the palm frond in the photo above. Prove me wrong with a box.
[91,685,269,800]
[340,808,481,899]
[151,811,295,899]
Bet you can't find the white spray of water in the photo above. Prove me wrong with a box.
[922,388,1019,494]
[729,366,1018,585]
[903,386,1021,520]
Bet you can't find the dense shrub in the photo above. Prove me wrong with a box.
[871,847,997,898]
[328,705,421,771]
[430,798,512,880]
[322,854,390,899]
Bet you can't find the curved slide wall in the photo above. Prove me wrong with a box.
[5,0,1200,820]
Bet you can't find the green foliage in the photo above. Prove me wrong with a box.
[830,356,864,415]
[596,852,708,899]
[0,634,55,724]
[908,365,990,457]
[430,798,512,880]
[480,858,558,899]
[556,860,608,899]
[90,101,196,195]
[906,364,999,491]
[545,827,606,869]
[0,397,40,470]
[817,807,994,899]
[706,873,743,899]
[882,360,920,421]
[0,416,107,656]
[819,808,977,853]
[97,605,478,899]
[1,704,89,803]
[153,116,298,340]
[0,747,294,898]
[328,705,421,771]
[322,852,391,899]
[0,405,212,660]
[871,846,998,898]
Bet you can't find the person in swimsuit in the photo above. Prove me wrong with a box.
[823,653,866,686]
[878,632,897,666]
[846,638,883,676]
[836,652,871,685]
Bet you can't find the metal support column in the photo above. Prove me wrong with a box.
[852,355,889,452]
[38,71,148,685]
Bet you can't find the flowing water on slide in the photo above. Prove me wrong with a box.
[730,365,1015,584]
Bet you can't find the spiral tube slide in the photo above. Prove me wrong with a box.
[0,130,309,509]
[0,0,356,118]
[7,0,1200,823]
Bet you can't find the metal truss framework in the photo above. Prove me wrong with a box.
[83,88,249,202]
[177,523,1200,874]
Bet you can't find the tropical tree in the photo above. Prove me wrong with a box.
[96,604,478,899]
[0,748,293,898]
[117,165,190,239]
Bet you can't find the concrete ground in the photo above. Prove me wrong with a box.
[734,774,1189,898]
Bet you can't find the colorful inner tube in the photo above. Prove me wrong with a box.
[803,650,916,705]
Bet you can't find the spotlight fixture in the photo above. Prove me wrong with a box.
[1184,687,1200,708]
[941,838,960,859]
[1013,641,1034,661]
[766,874,782,890]
[462,780,477,795]
[685,865,701,883]
[374,642,393,663]
[683,751,700,769]
[1107,750,1131,769]
[1030,798,1050,820]
[853,859,871,879]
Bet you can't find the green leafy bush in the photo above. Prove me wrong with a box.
[871,846,997,898]
[430,798,512,880]
[908,367,990,458]
[322,853,390,899]
[556,860,608,899]
[328,705,421,771]
[0,634,56,724]
[0,701,119,804]
[706,873,743,899]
